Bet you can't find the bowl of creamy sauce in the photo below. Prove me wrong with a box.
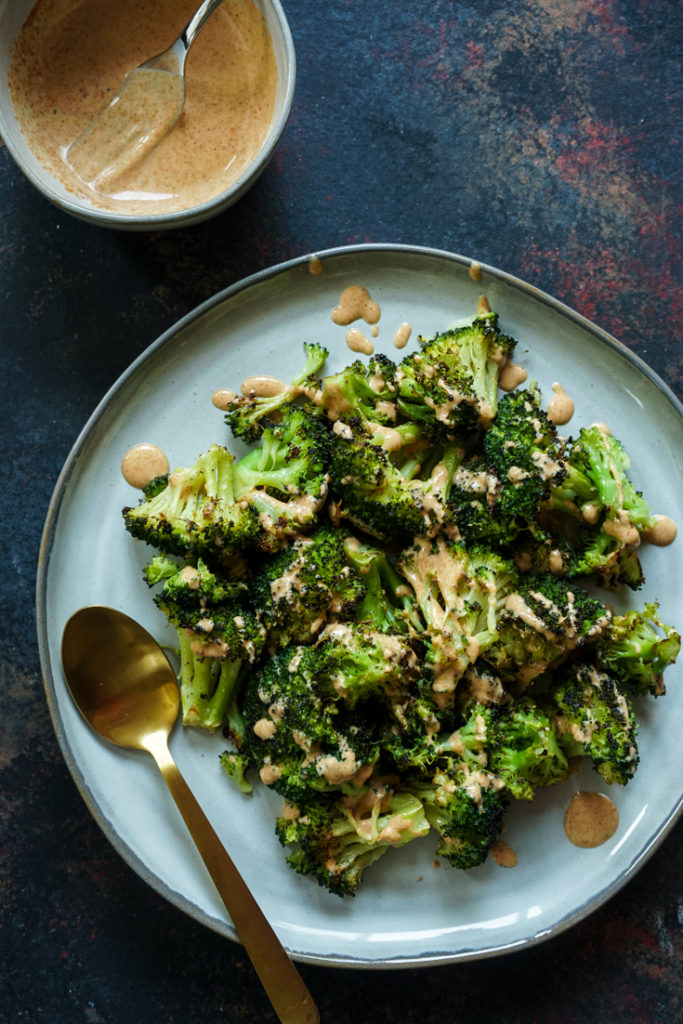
[0,0,295,229]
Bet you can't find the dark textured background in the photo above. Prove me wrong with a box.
[2,1,681,1022]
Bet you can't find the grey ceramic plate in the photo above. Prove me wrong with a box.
[37,244,683,967]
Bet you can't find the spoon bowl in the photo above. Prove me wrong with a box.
[61,605,179,747]
[61,605,318,1024]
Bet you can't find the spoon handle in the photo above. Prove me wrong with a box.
[182,0,225,52]
[146,732,319,1024]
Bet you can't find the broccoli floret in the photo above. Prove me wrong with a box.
[313,623,421,709]
[123,444,260,560]
[321,354,395,423]
[322,354,429,455]
[380,681,456,772]
[569,523,645,590]
[394,311,516,437]
[275,785,430,897]
[144,555,265,731]
[232,404,330,551]
[328,418,456,541]
[485,386,566,525]
[484,571,611,686]
[343,536,422,635]
[486,699,570,800]
[545,426,655,590]
[225,342,328,444]
[549,426,653,528]
[240,646,379,803]
[596,602,681,697]
[219,750,254,794]
[485,386,566,484]
[144,553,243,605]
[407,758,508,869]
[250,526,366,649]
[141,473,170,499]
[446,454,506,545]
[512,522,575,578]
[448,387,567,548]
[397,536,518,699]
[550,663,639,785]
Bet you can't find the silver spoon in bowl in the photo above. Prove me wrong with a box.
[65,0,224,191]
[61,604,319,1024]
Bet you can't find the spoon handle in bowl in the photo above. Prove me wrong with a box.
[145,732,319,1024]
[182,0,225,52]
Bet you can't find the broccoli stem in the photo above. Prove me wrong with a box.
[177,630,244,731]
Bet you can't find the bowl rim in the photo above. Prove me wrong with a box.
[0,0,296,230]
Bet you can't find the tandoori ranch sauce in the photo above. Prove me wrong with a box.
[331,285,381,328]
[643,514,677,546]
[121,442,169,488]
[393,322,412,349]
[8,0,278,214]
[563,791,619,848]
[547,382,574,425]
[490,839,518,868]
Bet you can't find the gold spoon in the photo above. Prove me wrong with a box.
[64,0,224,191]
[61,605,319,1024]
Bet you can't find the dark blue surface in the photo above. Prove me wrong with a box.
[2,1,681,1021]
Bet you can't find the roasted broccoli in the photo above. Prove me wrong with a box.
[484,570,611,686]
[124,405,329,559]
[327,417,456,541]
[239,644,380,803]
[545,426,655,590]
[250,525,366,649]
[232,404,330,550]
[595,602,681,697]
[397,536,518,698]
[485,699,570,799]
[123,444,260,560]
[449,386,566,548]
[275,785,430,897]
[143,554,265,731]
[394,311,517,437]
[122,302,679,898]
[225,342,329,443]
[549,662,639,785]
[343,536,422,635]
[406,758,508,869]
[313,622,421,709]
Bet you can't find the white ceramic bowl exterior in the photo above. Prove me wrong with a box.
[0,0,296,230]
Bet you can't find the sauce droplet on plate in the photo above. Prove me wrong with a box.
[547,382,574,425]
[331,285,381,327]
[642,514,677,547]
[212,387,235,410]
[490,839,517,867]
[563,791,619,848]
[393,322,412,349]
[121,442,169,488]
[345,328,374,355]
[240,374,286,398]
[499,359,528,392]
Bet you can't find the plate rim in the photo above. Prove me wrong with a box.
[35,242,683,968]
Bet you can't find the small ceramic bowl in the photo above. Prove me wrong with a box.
[0,0,296,230]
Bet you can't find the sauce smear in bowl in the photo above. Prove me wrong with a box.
[8,0,278,215]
